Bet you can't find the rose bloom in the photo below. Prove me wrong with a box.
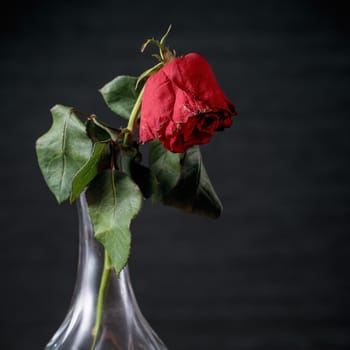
[139,53,237,153]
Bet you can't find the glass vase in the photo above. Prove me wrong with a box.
[44,194,168,350]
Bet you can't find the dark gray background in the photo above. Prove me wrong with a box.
[1,0,349,349]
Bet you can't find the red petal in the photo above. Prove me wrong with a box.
[139,70,175,143]
[139,52,237,153]
[162,53,236,116]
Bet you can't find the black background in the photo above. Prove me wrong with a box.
[1,0,350,349]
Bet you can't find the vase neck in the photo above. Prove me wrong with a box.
[73,194,137,308]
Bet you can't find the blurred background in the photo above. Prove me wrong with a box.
[1,0,349,349]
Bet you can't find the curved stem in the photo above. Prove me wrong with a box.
[91,250,112,350]
[123,85,145,145]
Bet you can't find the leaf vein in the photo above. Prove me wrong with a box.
[59,110,69,195]
[111,170,117,221]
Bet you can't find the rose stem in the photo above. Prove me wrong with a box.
[123,85,145,145]
[91,250,113,350]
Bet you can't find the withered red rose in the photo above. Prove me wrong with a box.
[139,53,237,153]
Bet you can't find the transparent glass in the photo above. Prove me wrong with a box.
[45,194,168,350]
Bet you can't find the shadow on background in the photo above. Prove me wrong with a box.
[0,0,349,349]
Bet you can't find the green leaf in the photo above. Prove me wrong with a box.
[149,141,223,218]
[70,142,108,203]
[86,119,111,143]
[115,146,139,176]
[116,146,154,199]
[130,162,154,199]
[163,146,223,218]
[86,118,121,142]
[99,76,143,120]
[86,170,143,275]
[36,105,93,203]
[148,140,182,202]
